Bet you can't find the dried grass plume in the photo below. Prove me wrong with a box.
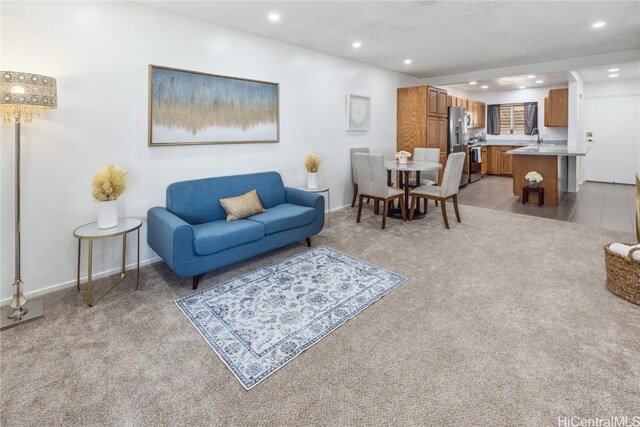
[92,164,128,201]
[304,153,324,173]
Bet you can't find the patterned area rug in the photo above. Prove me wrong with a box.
[176,245,407,389]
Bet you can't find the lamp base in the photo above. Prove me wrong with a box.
[0,299,43,331]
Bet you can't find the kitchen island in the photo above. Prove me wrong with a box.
[507,145,586,206]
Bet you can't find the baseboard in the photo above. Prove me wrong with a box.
[0,256,162,306]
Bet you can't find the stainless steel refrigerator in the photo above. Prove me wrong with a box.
[447,106,470,186]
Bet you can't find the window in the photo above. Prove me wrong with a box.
[499,104,526,135]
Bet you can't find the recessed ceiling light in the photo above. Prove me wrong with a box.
[592,21,606,29]
[352,41,362,48]
[518,86,526,89]
[609,73,619,78]
[469,81,477,85]
[481,85,489,89]
[404,59,412,65]
[268,12,280,21]
[535,80,544,84]
[526,75,536,79]
[608,68,619,72]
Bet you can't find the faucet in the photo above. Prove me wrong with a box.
[532,128,543,146]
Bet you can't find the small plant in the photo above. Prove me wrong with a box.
[92,164,128,201]
[304,153,324,173]
[525,170,544,183]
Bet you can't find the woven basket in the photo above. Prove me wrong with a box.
[604,243,640,306]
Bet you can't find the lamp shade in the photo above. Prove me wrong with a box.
[0,71,57,123]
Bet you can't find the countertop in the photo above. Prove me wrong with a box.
[471,140,568,147]
[506,145,586,157]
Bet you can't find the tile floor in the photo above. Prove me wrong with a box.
[456,175,638,234]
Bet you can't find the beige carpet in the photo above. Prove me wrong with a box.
[1,203,639,426]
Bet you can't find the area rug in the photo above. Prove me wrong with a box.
[175,245,407,389]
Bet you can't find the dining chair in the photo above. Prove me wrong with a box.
[350,147,369,207]
[409,152,466,229]
[407,148,441,187]
[354,153,407,229]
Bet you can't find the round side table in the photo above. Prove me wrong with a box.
[73,218,142,307]
[296,186,330,228]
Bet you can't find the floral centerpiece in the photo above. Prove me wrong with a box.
[525,170,543,188]
[304,153,324,189]
[395,150,412,165]
[92,164,128,229]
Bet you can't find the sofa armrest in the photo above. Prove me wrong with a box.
[285,187,324,209]
[147,207,194,273]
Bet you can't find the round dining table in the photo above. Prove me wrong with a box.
[384,160,443,220]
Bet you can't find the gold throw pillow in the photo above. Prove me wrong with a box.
[219,190,266,222]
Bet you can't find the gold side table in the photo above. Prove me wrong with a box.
[73,218,142,307]
[296,185,330,228]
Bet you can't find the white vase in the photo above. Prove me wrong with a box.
[307,172,318,189]
[398,157,408,165]
[97,200,118,229]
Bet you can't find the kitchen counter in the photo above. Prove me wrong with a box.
[472,140,568,147]
[506,145,586,157]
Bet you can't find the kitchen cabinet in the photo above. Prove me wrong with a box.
[449,95,457,108]
[481,147,487,176]
[500,147,514,176]
[547,88,568,127]
[487,146,500,174]
[471,101,486,128]
[397,85,448,158]
[544,97,550,127]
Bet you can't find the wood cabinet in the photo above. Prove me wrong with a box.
[487,146,500,174]
[481,147,487,176]
[486,145,515,176]
[544,97,550,127]
[500,147,514,176]
[397,85,448,160]
[547,88,568,127]
[471,101,486,128]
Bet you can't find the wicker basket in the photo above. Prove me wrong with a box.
[604,243,640,306]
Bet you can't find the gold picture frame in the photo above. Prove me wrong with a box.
[148,65,280,146]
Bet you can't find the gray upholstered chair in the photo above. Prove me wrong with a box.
[350,147,369,207]
[407,148,441,187]
[354,153,407,229]
[409,152,466,229]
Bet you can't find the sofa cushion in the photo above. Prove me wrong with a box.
[167,172,286,225]
[191,220,265,256]
[247,203,316,235]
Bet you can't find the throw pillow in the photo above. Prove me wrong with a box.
[219,190,266,222]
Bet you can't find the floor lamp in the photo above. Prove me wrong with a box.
[0,71,57,330]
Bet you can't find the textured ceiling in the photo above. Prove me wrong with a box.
[446,72,570,92]
[140,1,640,78]
[578,61,640,83]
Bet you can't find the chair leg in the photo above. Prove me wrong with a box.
[409,195,417,221]
[399,196,407,221]
[351,184,358,208]
[425,198,428,214]
[440,199,450,229]
[356,195,364,223]
[453,195,461,223]
[381,200,388,229]
[374,200,380,215]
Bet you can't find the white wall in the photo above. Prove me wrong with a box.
[0,1,418,301]
[464,87,569,141]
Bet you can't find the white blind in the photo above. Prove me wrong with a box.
[498,104,526,135]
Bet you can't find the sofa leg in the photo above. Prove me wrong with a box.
[192,274,203,290]
[306,237,311,247]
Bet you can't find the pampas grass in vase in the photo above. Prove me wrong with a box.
[92,164,128,229]
[304,153,323,189]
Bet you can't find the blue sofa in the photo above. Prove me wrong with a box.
[147,171,324,289]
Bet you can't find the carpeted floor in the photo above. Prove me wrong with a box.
[1,203,639,426]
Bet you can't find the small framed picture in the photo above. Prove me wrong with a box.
[345,94,370,131]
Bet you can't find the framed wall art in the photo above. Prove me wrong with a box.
[148,65,279,146]
[345,94,370,131]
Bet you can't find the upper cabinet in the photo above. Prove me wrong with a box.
[427,86,448,118]
[470,101,486,129]
[547,88,568,127]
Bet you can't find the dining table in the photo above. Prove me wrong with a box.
[384,159,443,220]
